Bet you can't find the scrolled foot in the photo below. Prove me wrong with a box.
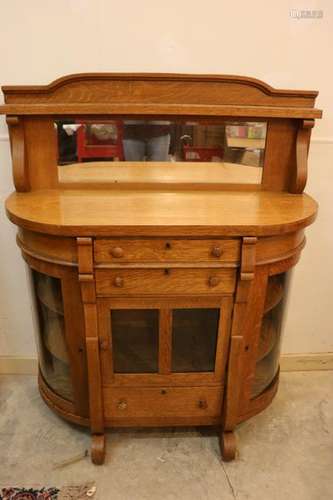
[91,433,106,465]
[220,430,237,462]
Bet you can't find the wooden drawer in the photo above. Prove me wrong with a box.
[95,268,236,296]
[104,386,223,419]
[94,238,240,264]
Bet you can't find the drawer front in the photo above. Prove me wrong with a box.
[94,238,240,264]
[104,386,223,419]
[95,268,236,296]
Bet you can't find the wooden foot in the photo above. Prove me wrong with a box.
[220,431,237,462]
[91,433,106,465]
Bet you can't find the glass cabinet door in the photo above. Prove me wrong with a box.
[99,299,231,382]
[251,272,290,398]
[111,309,159,373]
[172,308,220,372]
[31,270,74,401]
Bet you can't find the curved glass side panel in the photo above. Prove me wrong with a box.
[31,270,73,401]
[251,272,290,398]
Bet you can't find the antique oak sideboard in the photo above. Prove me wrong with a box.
[0,74,321,464]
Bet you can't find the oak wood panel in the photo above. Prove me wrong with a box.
[95,268,236,296]
[105,416,221,427]
[0,103,322,118]
[6,116,30,192]
[94,238,240,264]
[77,237,94,274]
[40,373,222,428]
[2,73,319,107]
[223,326,245,429]
[23,117,58,190]
[103,385,223,419]
[290,119,314,193]
[6,189,318,237]
[262,119,298,191]
[39,373,223,428]
[17,228,78,265]
[104,373,224,387]
[61,273,89,417]
[268,252,301,276]
[77,237,105,440]
[84,305,104,434]
[256,230,304,264]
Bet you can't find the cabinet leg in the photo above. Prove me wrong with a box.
[91,433,106,465]
[220,430,237,462]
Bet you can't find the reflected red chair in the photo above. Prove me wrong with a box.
[76,120,124,162]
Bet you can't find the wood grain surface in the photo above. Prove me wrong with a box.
[6,189,317,237]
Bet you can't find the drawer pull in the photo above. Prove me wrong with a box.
[208,276,220,287]
[113,276,124,288]
[165,242,172,250]
[198,399,208,409]
[211,246,223,258]
[110,247,124,258]
[117,399,128,410]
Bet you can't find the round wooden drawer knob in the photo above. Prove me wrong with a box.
[211,246,223,258]
[110,247,124,258]
[113,276,124,288]
[208,276,220,287]
[117,399,127,410]
[198,399,208,409]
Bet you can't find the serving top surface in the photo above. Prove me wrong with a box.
[6,189,317,237]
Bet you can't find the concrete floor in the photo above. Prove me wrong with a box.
[0,372,332,500]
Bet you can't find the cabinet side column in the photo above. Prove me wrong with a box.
[221,237,257,461]
[77,237,106,465]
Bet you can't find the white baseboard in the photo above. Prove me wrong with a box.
[280,353,333,372]
[0,356,38,374]
[0,353,332,375]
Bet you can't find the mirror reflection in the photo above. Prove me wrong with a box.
[56,119,266,184]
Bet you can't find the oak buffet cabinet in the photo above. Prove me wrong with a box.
[1,73,321,464]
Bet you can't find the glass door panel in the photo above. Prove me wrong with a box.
[171,308,220,372]
[31,270,73,401]
[111,309,159,373]
[251,272,290,398]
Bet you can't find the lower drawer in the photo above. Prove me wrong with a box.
[95,268,236,296]
[103,386,223,419]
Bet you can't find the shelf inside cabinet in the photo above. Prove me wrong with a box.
[257,316,277,362]
[251,347,279,399]
[36,274,64,315]
[264,276,284,313]
[43,314,68,363]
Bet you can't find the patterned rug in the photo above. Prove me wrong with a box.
[0,484,96,500]
[0,489,59,500]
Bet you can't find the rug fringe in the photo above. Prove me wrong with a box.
[58,482,96,500]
